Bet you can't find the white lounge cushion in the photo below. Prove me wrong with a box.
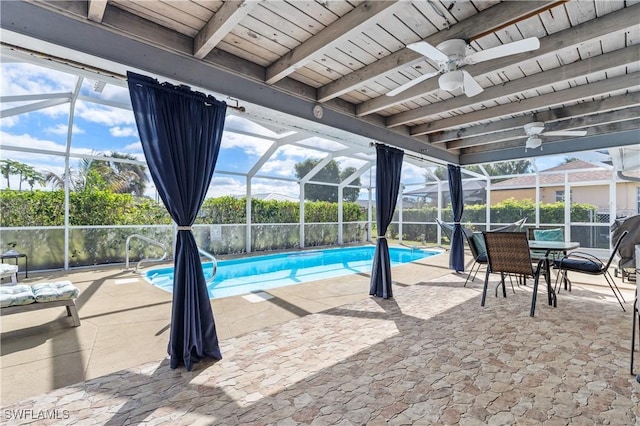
[0,263,18,277]
[0,284,35,308]
[32,281,79,303]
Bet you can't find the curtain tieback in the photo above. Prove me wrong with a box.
[177,226,192,231]
[377,235,386,239]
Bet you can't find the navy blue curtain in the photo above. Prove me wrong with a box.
[448,164,465,272]
[370,144,404,298]
[127,72,225,370]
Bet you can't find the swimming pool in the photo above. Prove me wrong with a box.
[144,246,440,299]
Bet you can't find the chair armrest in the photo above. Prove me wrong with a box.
[560,251,603,263]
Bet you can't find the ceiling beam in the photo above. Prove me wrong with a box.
[465,119,640,154]
[388,44,640,128]
[460,128,640,166]
[428,92,640,144]
[265,1,399,85]
[316,1,558,103]
[87,0,107,23]
[0,1,458,164]
[410,72,640,136]
[357,3,640,116]
[1,44,126,87]
[448,106,640,150]
[194,1,260,60]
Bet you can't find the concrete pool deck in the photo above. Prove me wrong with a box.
[1,246,451,405]
[1,246,639,423]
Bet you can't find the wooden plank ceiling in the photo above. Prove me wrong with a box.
[2,0,639,165]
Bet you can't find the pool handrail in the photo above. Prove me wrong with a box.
[199,248,217,284]
[125,234,168,272]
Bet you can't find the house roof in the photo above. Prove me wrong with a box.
[251,193,299,202]
[493,159,640,188]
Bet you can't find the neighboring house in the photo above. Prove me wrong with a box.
[491,160,640,217]
[404,180,487,206]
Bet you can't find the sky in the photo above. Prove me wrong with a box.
[0,60,588,200]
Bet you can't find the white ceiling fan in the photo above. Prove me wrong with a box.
[387,37,540,97]
[524,122,588,151]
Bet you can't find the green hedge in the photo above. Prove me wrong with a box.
[0,190,367,268]
[393,198,599,243]
[0,190,366,227]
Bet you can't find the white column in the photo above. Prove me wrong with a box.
[338,187,343,245]
[564,172,571,240]
[246,177,252,253]
[299,184,305,249]
[398,186,404,244]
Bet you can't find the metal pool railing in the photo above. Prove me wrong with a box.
[125,234,168,272]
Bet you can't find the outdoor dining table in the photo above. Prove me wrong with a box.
[528,240,580,308]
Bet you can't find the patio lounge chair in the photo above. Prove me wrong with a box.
[611,214,640,282]
[0,264,18,284]
[435,218,454,247]
[491,217,528,232]
[553,230,628,312]
[632,244,640,377]
[463,228,487,287]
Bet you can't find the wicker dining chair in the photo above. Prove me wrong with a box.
[482,231,546,317]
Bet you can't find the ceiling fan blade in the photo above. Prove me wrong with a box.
[386,71,440,97]
[543,130,588,137]
[526,136,543,150]
[466,37,540,64]
[461,70,483,97]
[406,41,448,63]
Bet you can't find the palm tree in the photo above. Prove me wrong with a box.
[44,153,149,196]
[0,159,22,189]
[22,166,44,190]
[0,160,45,190]
[107,152,149,197]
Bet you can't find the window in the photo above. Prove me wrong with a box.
[555,190,565,202]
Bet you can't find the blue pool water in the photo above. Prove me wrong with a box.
[144,246,439,299]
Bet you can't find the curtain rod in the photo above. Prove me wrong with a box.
[1,42,246,112]
[369,142,447,166]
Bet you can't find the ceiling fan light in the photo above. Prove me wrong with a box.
[526,137,542,150]
[439,71,463,92]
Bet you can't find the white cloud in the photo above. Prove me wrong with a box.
[260,158,299,177]
[0,130,98,162]
[82,81,132,105]
[45,123,85,135]
[74,100,135,126]
[110,126,138,137]
[1,130,66,153]
[221,132,271,157]
[277,144,321,160]
[1,63,76,97]
[401,162,427,185]
[1,63,76,119]
[206,175,246,198]
[0,115,20,128]
[123,141,143,153]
